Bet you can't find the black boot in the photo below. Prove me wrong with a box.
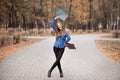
[60,72,63,77]
[48,70,51,77]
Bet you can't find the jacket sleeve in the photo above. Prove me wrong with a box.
[65,32,71,43]
[51,19,56,31]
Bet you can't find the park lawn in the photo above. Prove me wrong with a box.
[0,39,43,62]
[96,40,120,63]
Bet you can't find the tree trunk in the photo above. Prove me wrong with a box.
[88,0,92,30]
[102,0,107,29]
[22,15,27,31]
[67,0,72,27]
[51,0,54,17]
[45,1,48,29]
[40,0,43,16]
[8,12,12,27]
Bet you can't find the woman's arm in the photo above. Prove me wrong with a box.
[50,16,59,31]
[65,32,71,43]
[51,19,56,31]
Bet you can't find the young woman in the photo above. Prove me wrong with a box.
[48,16,71,77]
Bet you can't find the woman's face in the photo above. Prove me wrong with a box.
[57,24,63,30]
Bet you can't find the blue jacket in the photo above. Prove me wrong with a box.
[51,19,71,48]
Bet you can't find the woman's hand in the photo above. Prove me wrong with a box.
[54,16,59,20]
[65,43,68,47]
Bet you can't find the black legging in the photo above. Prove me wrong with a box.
[50,46,65,73]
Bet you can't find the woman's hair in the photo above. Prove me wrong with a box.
[55,21,66,40]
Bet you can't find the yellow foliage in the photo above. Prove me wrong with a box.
[71,0,89,24]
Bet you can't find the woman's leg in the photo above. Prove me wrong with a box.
[53,47,63,73]
[49,47,65,74]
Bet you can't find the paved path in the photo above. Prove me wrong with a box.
[0,34,120,80]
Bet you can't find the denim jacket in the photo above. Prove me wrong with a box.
[51,19,71,48]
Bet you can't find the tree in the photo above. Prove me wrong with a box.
[1,0,118,31]
[88,0,93,30]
